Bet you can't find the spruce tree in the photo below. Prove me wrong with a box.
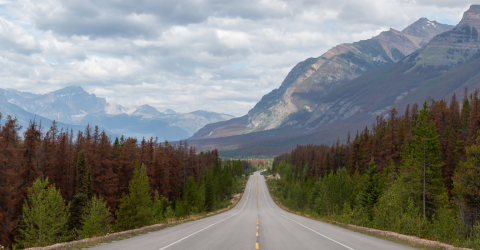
[453,130,480,230]
[356,159,382,221]
[164,206,175,224]
[184,177,200,215]
[68,150,93,233]
[115,162,153,231]
[292,182,303,210]
[152,191,168,223]
[17,178,70,248]
[205,170,215,211]
[401,101,445,220]
[80,195,111,238]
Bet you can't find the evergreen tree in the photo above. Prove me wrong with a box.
[115,162,153,231]
[356,159,382,221]
[401,101,445,220]
[184,177,201,215]
[152,191,169,223]
[17,178,69,248]
[68,193,86,234]
[80,195,111,238]
[453,130,480,232]
[292,182,303,210]
[68,150,93,233]
[175,199,184,219]
[164,206,175,224]
[204,170,216,211]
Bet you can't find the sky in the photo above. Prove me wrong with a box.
[0,0,473,116]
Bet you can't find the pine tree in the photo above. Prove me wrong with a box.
[164,206,175,224]
[204,170,215,211]
[68,150,93,233]
[401,101,445,220]
[184,177,200,215]
[115,162,153,231]
[453,130,480,231]
[356,158,382,221]
[16,178,69,248]
[292,182,303,210]
[152,191,169,223]
[80,195,112,238]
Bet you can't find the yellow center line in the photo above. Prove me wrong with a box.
[256,232,258,236]
[256,243,259,249]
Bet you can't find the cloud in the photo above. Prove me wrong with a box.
[0,0,473,116]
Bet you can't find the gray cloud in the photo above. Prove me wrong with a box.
[0,0,473,116]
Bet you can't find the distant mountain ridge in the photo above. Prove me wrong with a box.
[1,86,235,141]
[191,17,454,140]
[4,86,107,124]
[188,8,480,157]
[0,89,93,137]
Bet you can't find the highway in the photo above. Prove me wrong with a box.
[90,172,416,250]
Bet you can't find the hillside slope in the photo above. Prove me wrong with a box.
[189,5,480,157]
[191,18,453,140]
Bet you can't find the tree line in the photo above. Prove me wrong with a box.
[0,119,248,248]
[269,89,480,248]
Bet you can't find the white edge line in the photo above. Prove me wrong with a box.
[158,176,253,250]
[260,176,355,250]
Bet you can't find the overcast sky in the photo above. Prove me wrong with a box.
[0,0,473,116]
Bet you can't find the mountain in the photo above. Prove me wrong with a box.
[82,107,235,141]
[3,86,107,124]
[132,105,163,118]
[191,17,453,140]
[3,86,235,141]
[163,109,176,115]
[0,89,96,136]
[188,8,480,157]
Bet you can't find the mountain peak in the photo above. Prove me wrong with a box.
[52,86,85,96]
[132,105,162,117]
[459,5,480,29]
[163,109,176,115]
[426,5,480,50]
[467,4,480,14]
[402,17,454,39]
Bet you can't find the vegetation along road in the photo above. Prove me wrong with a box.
[90,172,414,250]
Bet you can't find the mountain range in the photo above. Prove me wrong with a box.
[0,86,234,141]
[188,6,480,157]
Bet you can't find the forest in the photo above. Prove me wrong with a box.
[0,119,260,248]
[268,89,480,248]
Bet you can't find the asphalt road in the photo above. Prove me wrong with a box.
[90,172,416,250]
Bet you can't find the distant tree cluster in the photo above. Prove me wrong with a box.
[270,89,480,248]
[0,120,244,248]
[224,158,269,175]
